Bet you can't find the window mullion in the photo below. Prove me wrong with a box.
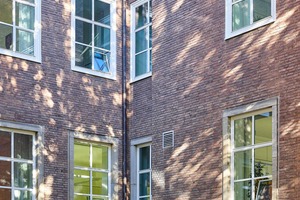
[251,115,254,200]
[91,0,95,71]
[13,0,16,52]
[90,144,93,199]
[250,0,254,24]
[11,131,14,200]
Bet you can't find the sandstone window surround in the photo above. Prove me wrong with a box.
[225,0,276,39]
[71,0,117,79]
[0,0,41,62]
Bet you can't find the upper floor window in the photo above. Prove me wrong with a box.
[225,0,276,39]
[130,0,152,82]
[0,0,41,62]
[71,0,116,79]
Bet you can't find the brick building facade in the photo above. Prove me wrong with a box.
[0,0,299,200]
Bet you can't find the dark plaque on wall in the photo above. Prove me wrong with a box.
[256,179,272,200]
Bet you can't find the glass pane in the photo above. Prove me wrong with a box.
[14,133,33,160]
[234,116,252,148]
[140,198,150,200]
[93,197,109,200]
[0,24,13,50]
[149,26,152,48]
[0,188,11,200]
[139,172,150,196]
[95,0,110,25]
[94,25,110,50]
[234,150,252,180]
[135,2,148,29]
[76,20,92,45]
[14,190,32,200]
[74,141,90,167]
[74,169,90,194]
[149,1,152,23]
[16,3,35,30]
[0,131,11,157]
[75,44,92,69]
[0,161,11,186]
[135,51,148,76]
[92,172,108,195]
[232,0,250,31]
[254,0,271,22]
[94,50,110,72]
[74,195,90,200]
[92,145,108,169]
[0,0,12,24]
[254,112,272,144]
[234,181,252,200]
[136,28,148,53]
[139,146,150,170]
[254,146,272,177]
[149,49,152,72]
[76,0,92,20]
[16,29,34,55]
[23,0,35,3]
[14,163,33,188]
[255,178,272,199]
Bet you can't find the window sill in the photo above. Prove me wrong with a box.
[0,49,41,63]
[72,66,116,80]
[130,72,152,83]
[225,16,275,40]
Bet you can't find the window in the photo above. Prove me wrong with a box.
[0,0,41,62]
[137,144,151,200]
[130,136,152,200]
[0,121,43,200]
[222,98,278,200]
[69,132,118,200]
[71,0,116,79]
[225,0,276,39]
[130,0,152,82]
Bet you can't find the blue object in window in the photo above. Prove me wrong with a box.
[94,52,109,73]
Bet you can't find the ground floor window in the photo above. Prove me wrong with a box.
[137,144,151,200]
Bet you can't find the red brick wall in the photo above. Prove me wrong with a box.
[128,0,300,199]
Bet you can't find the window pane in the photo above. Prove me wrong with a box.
[16,3,35,30]
[74,169,90,194]
[95,0,110,25]
[234,116,252,148]
[135,51,148,76]
[74,195,89,200]
[74,141,90,167]
[92,145,108,169]
[254,0,271,22]
[23,0,35,3]
[0,24,13,50]
[93,197,109,200]
[0,131,11,157]
[232,0,250,31]
[14,163,33,188]
[14,133,33,160]
[149,50,152,72]
[140,198,150,200]
[0,161,11,186]
[0,188,11,200]
[254,112,272,144]
[0,0,12,24]
[75,44,92,69]
[139,146,150,170]
[135,2,148,29]
[234,150,252,180]
[94,25,110,50]
[76,0,92,20]
[16,29,34,55]
[149,1,152,23]
[139,172,150,196]
[76,20,92,45]
[94,50,110,73]
[234,181,252,200]
[149,26,152,48]
[92,172,108,195]
[255,178,272,199]
[14,190,32,200]
[136,28,148,53]
[254,146,272,177]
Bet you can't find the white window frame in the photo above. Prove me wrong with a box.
[130,0,152,83]
[71,0,117,80]
[0,0,41,62]
[222,98,278,200]
[225,0,276,39]
[68,132,119,200]
[0,120,44,200]
[130,136,152,200]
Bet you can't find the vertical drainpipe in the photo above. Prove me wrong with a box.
[122,0,128,199]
